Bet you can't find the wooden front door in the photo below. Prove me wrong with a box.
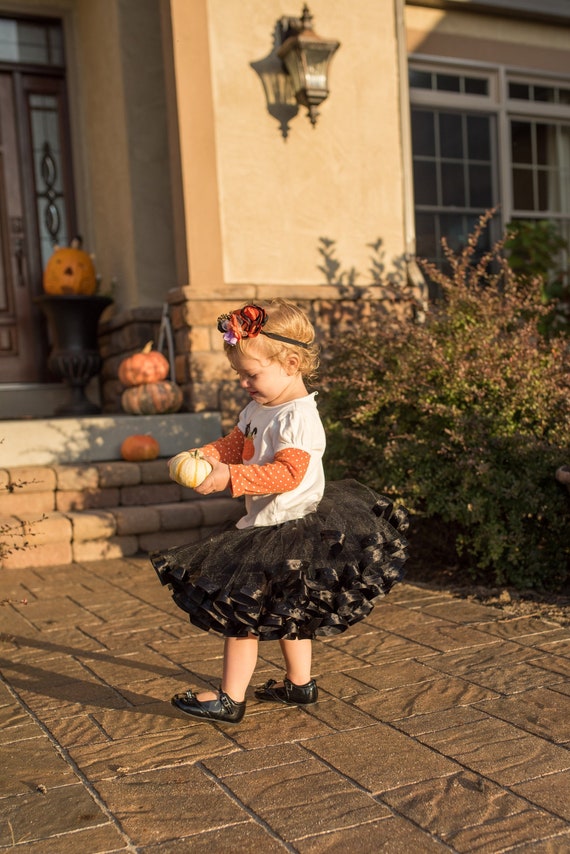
[0,17,76,384]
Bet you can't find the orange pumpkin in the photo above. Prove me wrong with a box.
[121,380,183,415]
[118,341,170,387]
[120,434,160,461]
[43,240,97,295]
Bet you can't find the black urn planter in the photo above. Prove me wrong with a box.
[35,294,113,416]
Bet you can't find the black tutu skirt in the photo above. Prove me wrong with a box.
[150,479,409,640]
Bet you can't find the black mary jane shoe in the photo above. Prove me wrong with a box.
[171,688,246,724]
[254,677,318,706]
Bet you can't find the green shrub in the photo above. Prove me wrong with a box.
[320,212,570,591]
[504,219,570,337]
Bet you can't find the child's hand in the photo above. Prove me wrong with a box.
[193,455,230,494]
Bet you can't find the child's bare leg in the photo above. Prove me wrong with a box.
[196,634,258,703]
[222,635,259,700]
[254,637,317,705]
[279,638,312,685]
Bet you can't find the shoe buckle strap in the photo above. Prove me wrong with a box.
[219,691,233,712]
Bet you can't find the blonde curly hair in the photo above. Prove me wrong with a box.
[223,299,319,381]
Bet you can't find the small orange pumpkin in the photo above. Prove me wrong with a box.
[121,380,183,415]
[168,449,212,488]
[118,341,170,387]
[120,434,160,461]
[43,239,97,295]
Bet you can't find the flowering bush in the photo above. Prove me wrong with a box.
[320,213,570,591]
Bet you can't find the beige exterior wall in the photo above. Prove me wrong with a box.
[1,0,409,308]
[72,0,177,308]
[1,0,567,315]
[405,5,570,72]
[72,1,137,304]
[166,0,409,293]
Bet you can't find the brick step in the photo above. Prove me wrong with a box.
[0,459,242,569]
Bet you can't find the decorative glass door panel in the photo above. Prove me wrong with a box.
[0,25,76,383]
[30,91,71,267]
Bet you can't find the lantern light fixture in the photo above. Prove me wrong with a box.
[277,5,340,127]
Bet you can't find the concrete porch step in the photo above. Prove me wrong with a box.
[0,412,222,467]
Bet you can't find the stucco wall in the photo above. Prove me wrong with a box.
[167,0,409,292]
[3,0,409,309]
[72,0,177,308]
[405,4,570,71]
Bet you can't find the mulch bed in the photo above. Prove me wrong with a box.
[403,517,570,628]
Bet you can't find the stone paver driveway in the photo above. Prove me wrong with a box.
[1,557,569,852]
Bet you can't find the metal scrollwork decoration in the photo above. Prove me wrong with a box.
[39,141,62,244]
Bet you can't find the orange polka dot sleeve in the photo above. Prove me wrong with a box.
[201,425,244,464]
[229,448,310,497]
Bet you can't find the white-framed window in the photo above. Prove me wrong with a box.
[409,58,570,281]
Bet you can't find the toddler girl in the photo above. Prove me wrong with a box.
[151,299,408,724]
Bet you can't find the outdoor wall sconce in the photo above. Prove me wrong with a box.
[251,5,340,137]
[278,5,340,127]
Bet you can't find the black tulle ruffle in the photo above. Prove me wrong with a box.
[150,479,409,640]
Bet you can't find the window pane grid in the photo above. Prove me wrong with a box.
[0,17,63,66]
[410,62,570,281]
[412,108,494,213]
[409,68,488,96]
[509,81,570,105]
[511,119,570,215]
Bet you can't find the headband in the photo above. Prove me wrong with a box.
[217,305,310,350]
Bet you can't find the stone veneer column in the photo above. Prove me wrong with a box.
[168,287,251,426]
[99,307,163,412]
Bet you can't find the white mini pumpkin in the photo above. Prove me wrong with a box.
[168,449,212,488]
